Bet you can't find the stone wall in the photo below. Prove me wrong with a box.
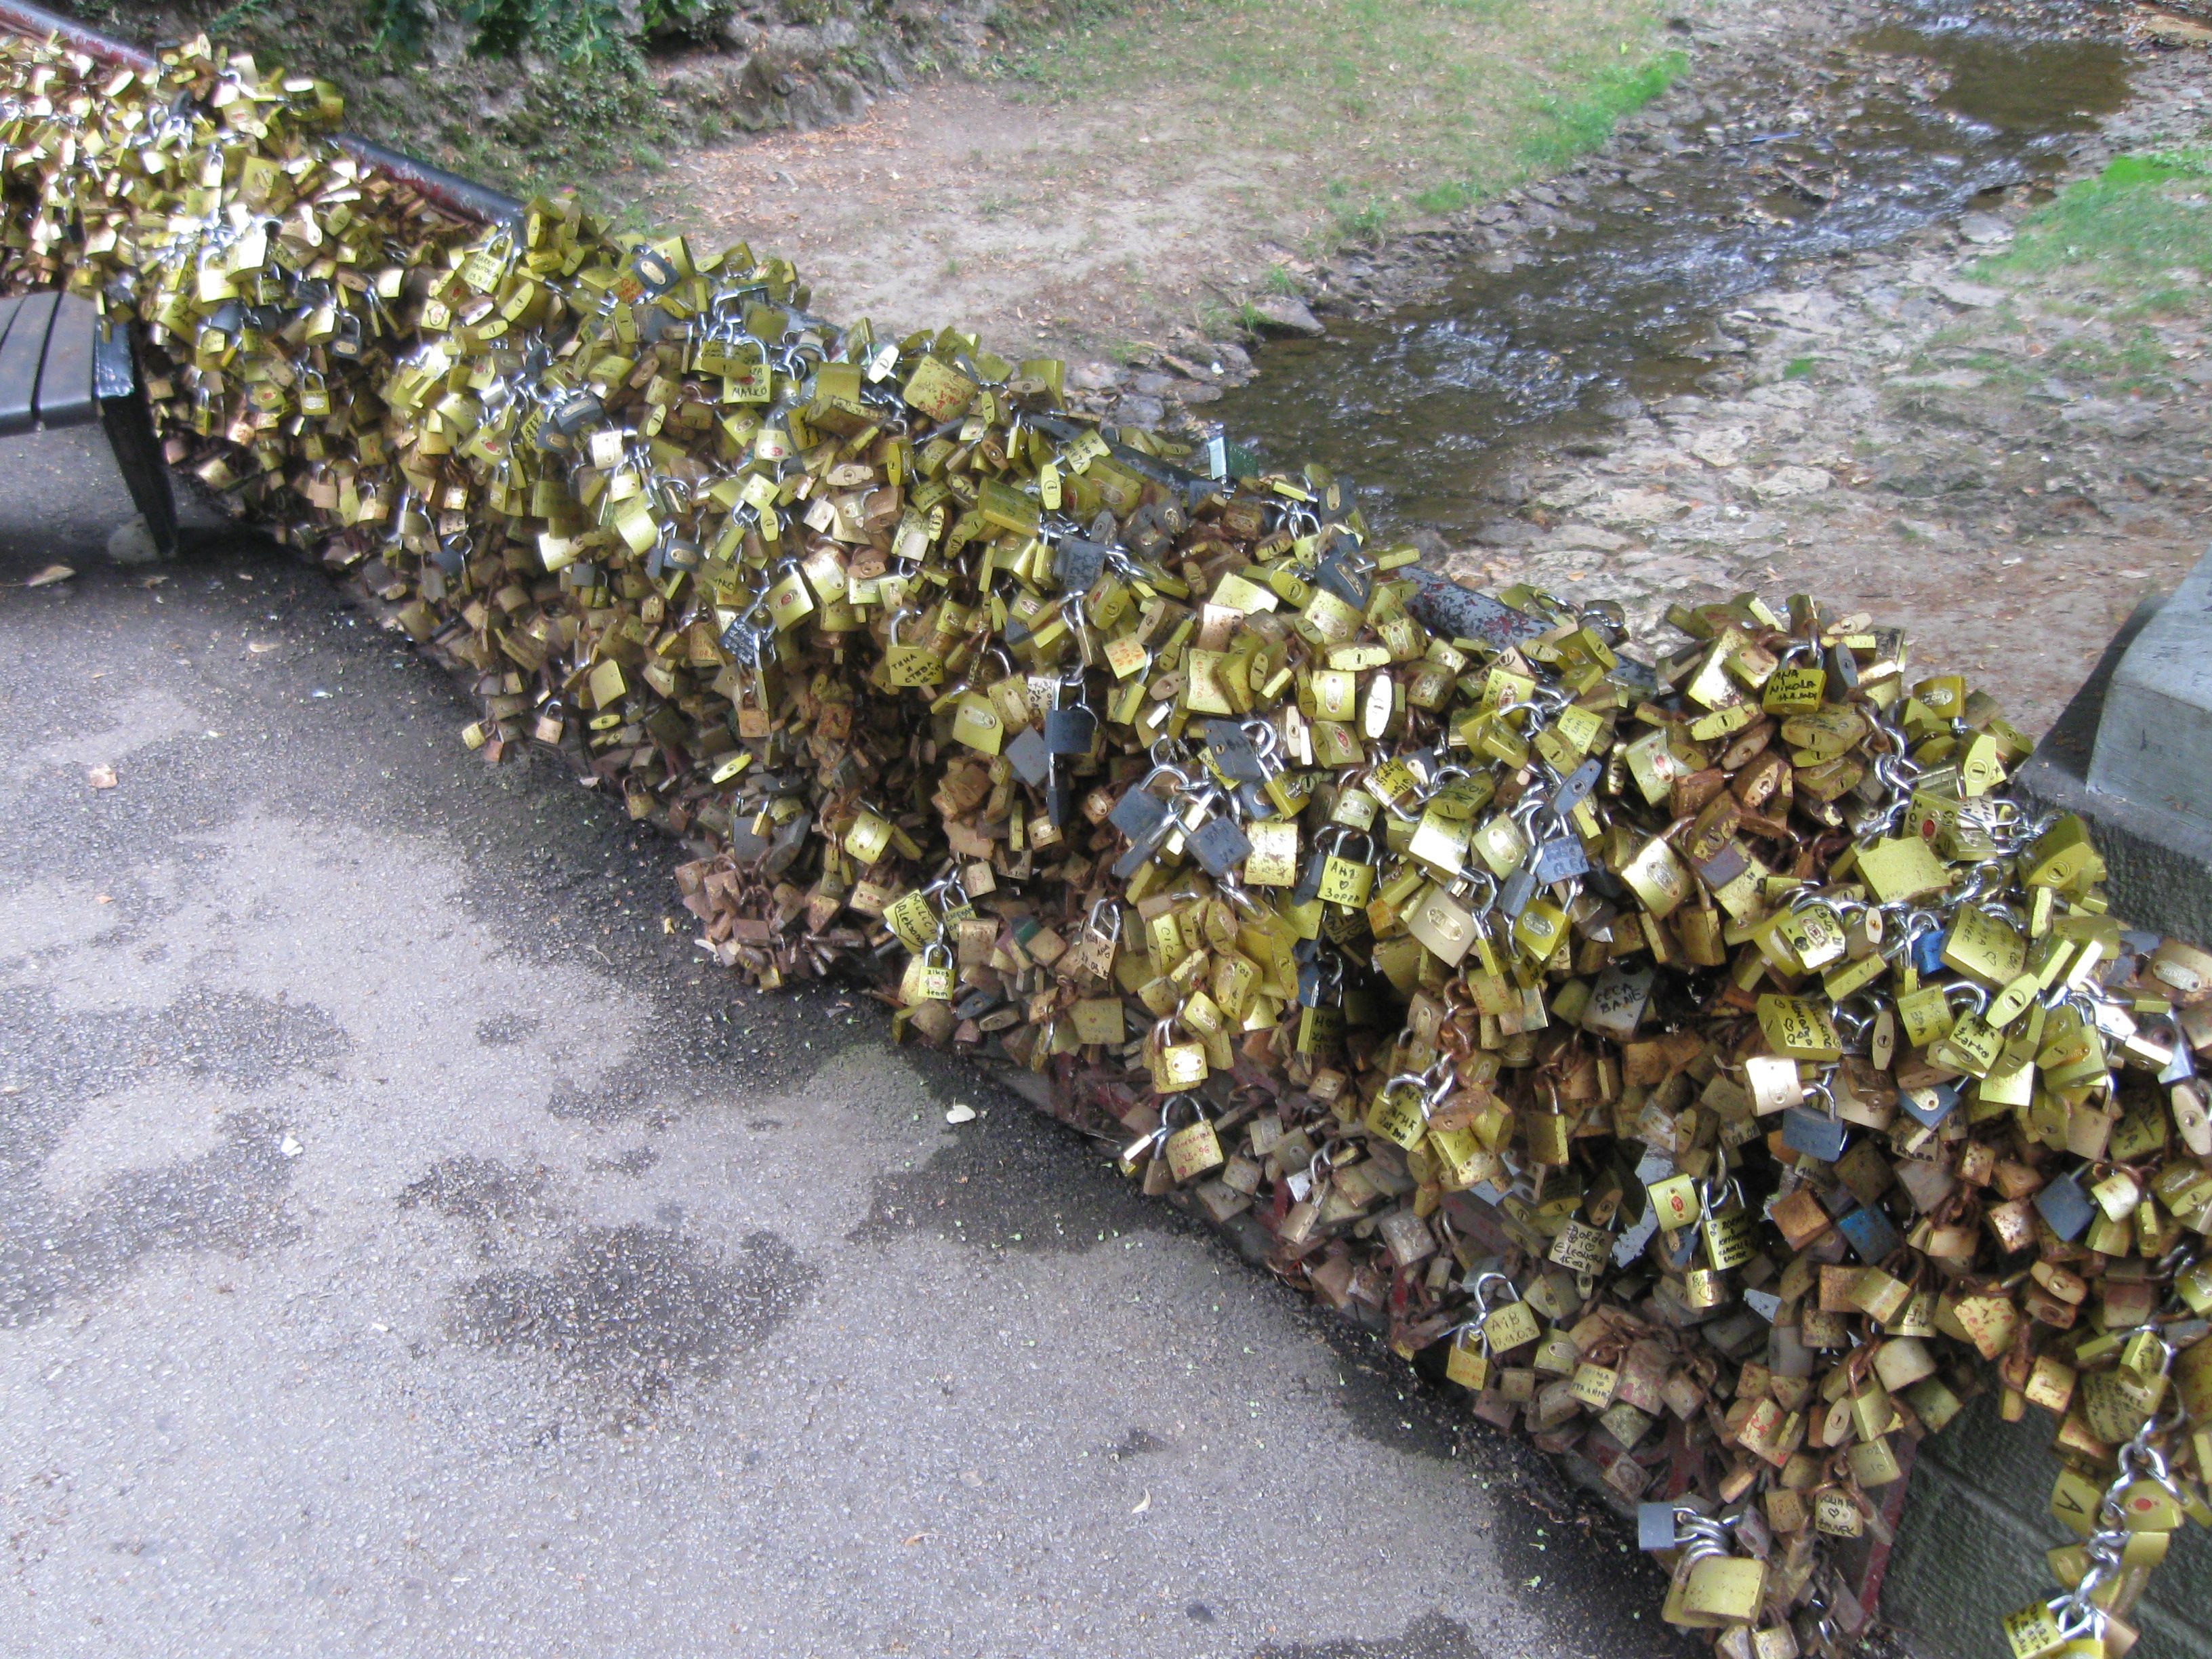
[1885,1393,2212,1659]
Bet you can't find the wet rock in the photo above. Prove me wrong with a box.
[2139,12,2212,47]
[715,16,764,52]
[1586,487,1690,527]
[2062,400,2161,441]
[1535,476,1606,511]
[1752,466,1832,501]
[1248,295,1324,338]
[1472,520,1540,549]
[1933,279,2007,308]
[1687,426,1752,468]
[1113,395,1166,428]
[1543,523,1633,553]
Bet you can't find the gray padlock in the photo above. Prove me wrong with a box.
[1315,547,1370,611]
[1550,758,1603,815]
[718,618,762,663]
[1531,835,1590,883]
[1054,536,1110,592]
[1006,726,1051,788]
[1187,815,1252,880]
[1898,1083,1958,1128]
[632,248,680,295]
[1694,842,1750,894]
[1498,865,1538,920]
[2034,1172,2096,1242]
[1781,1105,1847,1162]
[1043,705,1097,756]
[1108,785,1172,846]
[1204,720,1266,783]
[1637,1502,1682,1552]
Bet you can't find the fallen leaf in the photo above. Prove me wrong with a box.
[87,766,118,790]
[26,563,74,588]
[1130,1490,1151,1515]
[247,640,281,655]
[945,1102,977,1124]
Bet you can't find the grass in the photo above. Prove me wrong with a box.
[1980,146,2212,313]
[1917,139,2212,405]
[994,0,1683,251]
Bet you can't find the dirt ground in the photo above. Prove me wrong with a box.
[642,77,1284,361]
[635,0,1669,366]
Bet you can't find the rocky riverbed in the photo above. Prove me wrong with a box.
[1080,0,2212,735]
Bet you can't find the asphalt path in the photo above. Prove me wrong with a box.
[0,440,1685,1658]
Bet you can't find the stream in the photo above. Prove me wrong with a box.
[1207,5,2135,536]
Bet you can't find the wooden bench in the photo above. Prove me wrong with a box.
[0,287,176,554]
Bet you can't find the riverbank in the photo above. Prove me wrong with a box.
[632,0,1685,365]
[640,0,2209,739]
[1423,9,2212,735]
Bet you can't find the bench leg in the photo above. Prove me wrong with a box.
[95,323,176,556]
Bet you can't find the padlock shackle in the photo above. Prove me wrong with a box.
[1157,1092,1206,1130]
[1467,1269,1517,1309]
[1801,1071,1841,1122]
[1943,979,1990,1017]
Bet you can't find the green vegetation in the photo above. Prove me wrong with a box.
[1900,139,2212,405]
[996,0,1683,249]
[1982,146,2212,311]
[363,0,729,67]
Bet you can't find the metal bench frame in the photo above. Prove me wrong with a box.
[0,288,177,554]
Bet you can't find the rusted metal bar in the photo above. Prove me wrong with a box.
[0,0,521,226]
[331,134,523,227]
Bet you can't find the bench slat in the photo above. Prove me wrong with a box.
[0,288,58,436]
[35,291,98,429]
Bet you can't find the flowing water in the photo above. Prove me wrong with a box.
[1206,7,2133,535]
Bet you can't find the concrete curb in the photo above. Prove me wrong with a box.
[2015,554,2212,954]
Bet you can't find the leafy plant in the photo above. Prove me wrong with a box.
[365,0,431,56]
[206,0,274,35]
[365,0,651,66]
[464,0,635,66]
